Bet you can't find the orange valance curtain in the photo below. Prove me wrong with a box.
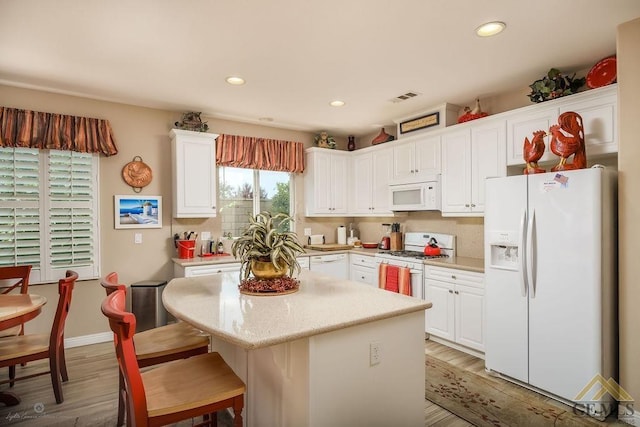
[0,107,119,156]
[216,134,304,173]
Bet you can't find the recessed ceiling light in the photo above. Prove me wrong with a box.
[475,21,506,37]
[226,76,245,85]
[329,100,345,107]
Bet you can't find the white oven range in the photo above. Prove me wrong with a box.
[374,232,456,300]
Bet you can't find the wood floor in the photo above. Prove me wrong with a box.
[0,338,624,426]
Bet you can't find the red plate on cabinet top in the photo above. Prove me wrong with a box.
[587,56,617,89]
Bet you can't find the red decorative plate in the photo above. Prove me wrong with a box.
[587,56,617,89]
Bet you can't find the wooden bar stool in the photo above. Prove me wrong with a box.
[102,288,245,426]
[101,272,210,426]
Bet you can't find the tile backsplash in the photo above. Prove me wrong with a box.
[340,212,484,259]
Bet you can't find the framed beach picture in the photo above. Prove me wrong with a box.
[114,195,162,229]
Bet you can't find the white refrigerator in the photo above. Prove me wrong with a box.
[484,167,617,417]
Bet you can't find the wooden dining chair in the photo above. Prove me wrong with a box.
[0,265,32,335]
[0,265,33,385]
[102,288,245,427]
[101,272,210,426]
[0,270,77,404]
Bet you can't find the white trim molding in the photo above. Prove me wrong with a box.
[64,332,112,349]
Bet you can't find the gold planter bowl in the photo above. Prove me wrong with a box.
[251,259,287,279]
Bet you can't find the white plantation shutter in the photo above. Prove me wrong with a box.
[0,147,99,283]
[0,148,41,269]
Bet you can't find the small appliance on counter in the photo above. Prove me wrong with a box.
[378,223,391,250]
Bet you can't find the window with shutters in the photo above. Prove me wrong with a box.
[0,147,99,283]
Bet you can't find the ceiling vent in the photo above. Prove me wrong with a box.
[390,92,420,103]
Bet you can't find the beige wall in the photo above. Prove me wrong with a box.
[0,84,321,338]
[617,17,640,412]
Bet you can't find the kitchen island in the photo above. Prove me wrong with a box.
[163,269,431,427]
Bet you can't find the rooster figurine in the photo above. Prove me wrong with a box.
[549,111,586,171]
[523,130,547,174]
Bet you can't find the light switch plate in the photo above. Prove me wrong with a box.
[304,228,312,236]
[201,231,211,241]
[134,233,142,244]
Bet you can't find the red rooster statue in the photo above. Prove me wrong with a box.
[549,111,586,171]
[523,130,547,174]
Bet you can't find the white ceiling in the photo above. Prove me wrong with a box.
[1,0,639,138]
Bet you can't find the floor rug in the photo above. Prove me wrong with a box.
[425,356,611,427]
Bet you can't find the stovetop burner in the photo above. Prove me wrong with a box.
[380,250,450,260]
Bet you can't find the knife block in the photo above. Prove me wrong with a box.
[390,232,403,251]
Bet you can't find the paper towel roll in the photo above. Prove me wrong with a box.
[337,226,347,245]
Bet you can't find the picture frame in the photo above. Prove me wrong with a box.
[399,111,440,134]
[114,195,162,229]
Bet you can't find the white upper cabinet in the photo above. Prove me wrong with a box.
[170,129,218,218]
[304,148,349,216]
[506,107,557,166]
[441,120,506,216]
[391,134,440,184]
[558,86,617,156]
[350,146,393,216]
[506,84,617,166]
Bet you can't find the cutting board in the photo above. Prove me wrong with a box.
[305,244,352,251]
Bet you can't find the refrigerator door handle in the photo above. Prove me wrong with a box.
[527,208,536,298]
[520,209,528,297]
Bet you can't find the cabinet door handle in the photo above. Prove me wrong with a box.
[471,204,476,207]
[465,204,470,208]
[448,289,454,294]
[451,275,457,280]
[454,290,459,295]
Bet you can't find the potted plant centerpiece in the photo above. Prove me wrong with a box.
[232,211,305,294]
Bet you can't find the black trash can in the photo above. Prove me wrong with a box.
[130,280,169,333]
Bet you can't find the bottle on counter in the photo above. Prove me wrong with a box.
[217,239,225,254]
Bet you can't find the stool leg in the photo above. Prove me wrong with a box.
[117,371,126,426]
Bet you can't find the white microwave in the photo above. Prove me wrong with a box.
[389,180,441,211]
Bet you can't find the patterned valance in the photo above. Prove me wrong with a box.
[0,107,118,156]
[216,134,304,173]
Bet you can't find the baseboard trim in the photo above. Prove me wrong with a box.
[64,332,112,348]
[426,335,485,359]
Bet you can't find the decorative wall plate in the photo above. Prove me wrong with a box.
[586,56,617,89]
[122,156,152,192]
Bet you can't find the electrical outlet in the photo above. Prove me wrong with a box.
[201,231,211,241]
[304,228,312,236]
[134,233,142,244]
[370,342,381,366]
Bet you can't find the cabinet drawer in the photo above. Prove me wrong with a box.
[425,265,483,288]
[349,254,377,269]
[350,264,376,286]
[182,263,240,277]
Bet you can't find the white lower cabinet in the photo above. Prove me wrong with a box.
[174,262,240,278]
[424,265,484,353]
[348,253,377,286]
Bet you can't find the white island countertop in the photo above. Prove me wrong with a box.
[163,269,431,350]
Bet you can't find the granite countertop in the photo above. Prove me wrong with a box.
[424,256,485,273]
[163,269,431,350]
